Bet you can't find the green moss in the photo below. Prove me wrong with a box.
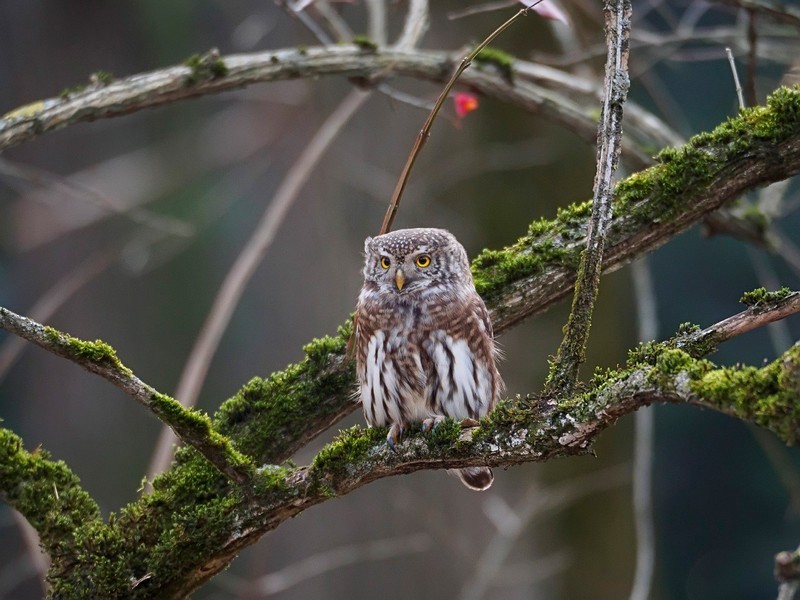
[691,345,800,444]
[740,203,769,234]
[44,326,132,377]
[184,48,228,84]
[214,320,356,464]
[614,87,800,226]
[59,84,86,99]
[677,322,701,335]
[740,286,792,307]
[474,47,514,81]
[352,35,378,52]
[425,418,462,450]
[149,392,254,474]
[91,70,114,85]
[311,425,383,476]
[472,239,575,300]
[0,428,101,559]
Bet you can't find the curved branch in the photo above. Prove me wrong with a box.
[0,45,664,169]
[0,307,254,486]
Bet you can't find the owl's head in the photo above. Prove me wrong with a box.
[362,228,472,294]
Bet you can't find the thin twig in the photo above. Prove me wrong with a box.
[237,533,432,596]
[545,0,631,395]
[726,47,746,109]
[279,0,335,45]
[379,4,537,234]
[629,258,658,600]
[0,305,254,486]
[716,0,800,29]
[448,1,518,20]
[746,9,759,106]
[393,0,429,50]
[0,157,194,242]
[365,0,387,45]
[146,88,372,481]
[0,250,115,382]
[461,465,630,600]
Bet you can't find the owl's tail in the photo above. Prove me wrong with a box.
[452,467,494,491]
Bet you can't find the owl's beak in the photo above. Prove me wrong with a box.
[394,268,405,290]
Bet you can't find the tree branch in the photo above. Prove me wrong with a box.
[0,428,100,562]
[0,45,664,169]
[216,86,800,466]
[546,0,631,394]
[0,307,254,487]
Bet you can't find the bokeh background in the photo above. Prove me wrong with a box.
[1,1,800,598]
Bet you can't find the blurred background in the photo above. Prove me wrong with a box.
[1,1,800,598]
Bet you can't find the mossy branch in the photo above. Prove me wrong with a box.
[214,86,800,467]
[0,306,254,487]
[88,306,800,598]
[545,0,631,395]
[0,44,667,168]
[0,428,101,563]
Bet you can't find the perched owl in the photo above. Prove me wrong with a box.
[354,228,503,490]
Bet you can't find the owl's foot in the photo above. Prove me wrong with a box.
[421,415,446,433]
[387,423,405,451]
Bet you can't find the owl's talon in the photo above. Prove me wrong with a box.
[422,416,446,433]
[387,423,405,451]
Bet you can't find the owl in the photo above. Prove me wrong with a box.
[354,228,503,490]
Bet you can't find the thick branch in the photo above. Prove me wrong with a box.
[0,45,661,168]
[0,307,254,486]
[174,330,800,597]
[217,86,800,465]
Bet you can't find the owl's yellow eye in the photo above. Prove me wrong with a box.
[415,254,431,268]
[380,256,391,269]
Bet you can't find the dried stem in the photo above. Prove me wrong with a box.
[629,258,658,600]
[545,0,631,395]
[379,4,535,234]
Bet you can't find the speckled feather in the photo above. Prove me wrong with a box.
[354,228,503,490]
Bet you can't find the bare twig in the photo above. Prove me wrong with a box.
[380,5,535,234]
[365,0,387,45]
[676,291,800,353]
[0,157,194,244]
[448,1,518,20]
[0,305,254,486]
[311,1,353,42]
[146,88,372,481]
[629,258,658,600]
[0,250,115,382]
[233,533,432,596]
[394,0,429,50]
[746,10,759,105]
[462,465,630,600]
[716,0,800,29]
[725,47,746,109]
[278,1,335,45]
[545,0,631,395]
